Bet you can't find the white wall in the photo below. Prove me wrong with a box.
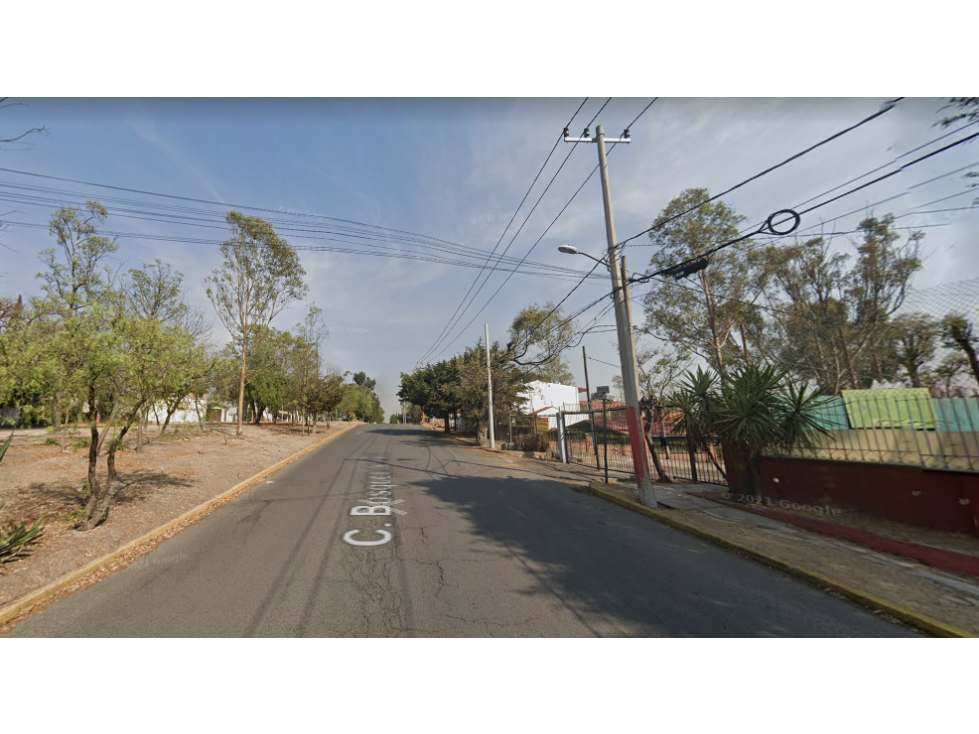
[518,381,580,414]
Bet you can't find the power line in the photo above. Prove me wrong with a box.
[425,97,613,360]
[0,183,604,282]
[617,97,905,248]
[0,220,602,283]
[636,118,979,253]
[415,98,593,365]
[631,131,979,286]
[0,179,608,279]
[0,164,484,256]
[428,98,660,360]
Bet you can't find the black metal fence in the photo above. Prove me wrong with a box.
[559,404,728,486]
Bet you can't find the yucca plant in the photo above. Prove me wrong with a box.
[715,364,831,496]
[668,365,831,496]
[667,367,728,478]
[0,432,45,571]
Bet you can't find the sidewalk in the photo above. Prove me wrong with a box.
[432,429,979,637]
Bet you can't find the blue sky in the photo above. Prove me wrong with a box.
[1,97,977,417]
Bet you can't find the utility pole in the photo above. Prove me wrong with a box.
[485,323,496,449]
[582,345,600,469]
[565,123,657,507]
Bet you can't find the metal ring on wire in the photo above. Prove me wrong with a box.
[764,209,801,236]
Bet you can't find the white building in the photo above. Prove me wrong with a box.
[517,381,589,429]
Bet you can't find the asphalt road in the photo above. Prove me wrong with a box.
[5,425,918,637]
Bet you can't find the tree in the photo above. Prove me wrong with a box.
[936,99,979,204]
[507,301,577,384]
[351,371,376,391]
[643,188,755,380]
[0,98,45,149]
[750,216,923,392]
[204,212,307,437]
[930,352,971,397]
[398,360,460,432]
[239,327,294,424]
[32,201,118,451]
[941,313,979,390]
[121,260,212,442]
[888,313,940,388]
[311,366,346,428]
[938,98,979,128]
[287,304,328,434]
[452,340,529,446]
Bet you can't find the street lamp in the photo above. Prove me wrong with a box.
[558,244,608,268]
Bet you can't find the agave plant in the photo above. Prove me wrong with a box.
[667,367,728,479]
[668,364,831,496]
[0,432,45,570]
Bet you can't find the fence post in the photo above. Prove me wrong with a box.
[602,399,609,484]
[558,412,568,463]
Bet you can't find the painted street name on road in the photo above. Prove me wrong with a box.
[342,454,405,547]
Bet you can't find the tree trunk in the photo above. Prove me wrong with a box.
[444,414,451,433]
[640,400,672,483]
[838,325,859,389]
[237,345,247,437]
[954,338,979,390]
[158,395,183,439]
[135,408,144,453]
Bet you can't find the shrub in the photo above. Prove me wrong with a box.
[0,437,45,570]
[515,433,551,453]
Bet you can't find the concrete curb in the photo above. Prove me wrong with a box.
[0,422,360,631]
[585,481,975,639]
[692,492,979,579]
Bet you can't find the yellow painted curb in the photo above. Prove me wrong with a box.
[0,422,361,630]
[585,481,976,639]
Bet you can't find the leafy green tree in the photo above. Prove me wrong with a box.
[351,371,376,390]
[750,216,922,392]
[507,301,576,384]
[643,188,755,379]
[204,211,307,437]
[121,260,213,442]
[241,327,295,424]
[311,366,346,428]
[452,340,529,446]
[287,304,328,433]
[398,360,460,432]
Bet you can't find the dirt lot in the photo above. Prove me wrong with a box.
[0,420,357,609]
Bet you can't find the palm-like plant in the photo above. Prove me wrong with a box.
[668,364,831,496]
[668,367,728,479]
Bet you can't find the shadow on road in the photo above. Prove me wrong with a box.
[412,467,913,638]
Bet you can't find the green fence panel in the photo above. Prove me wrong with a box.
[841,388,937,430]
[933,397,979,433]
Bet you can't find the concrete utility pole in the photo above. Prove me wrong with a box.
[565,123,657,507]
[485,323,496,449]
[582,345,600,470]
